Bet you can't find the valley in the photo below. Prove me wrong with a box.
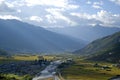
[0,54,120,80]
[1,0,120,79]
[0,23,120,80]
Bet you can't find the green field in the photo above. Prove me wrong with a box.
[0,55,57,63]
[0,74,33,80]
[61,59,120,80]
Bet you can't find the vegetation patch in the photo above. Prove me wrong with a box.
[61,59,120,80]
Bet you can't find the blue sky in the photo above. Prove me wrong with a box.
[0,0,120,28]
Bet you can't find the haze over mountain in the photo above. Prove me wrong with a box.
[0,19,85,53]
[74,31,120,63]
[48,25,120,42]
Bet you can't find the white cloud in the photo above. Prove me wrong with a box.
[0,0,79,28]
[70,13,93,20]
[5,2,14,8]
[9,0,79,10]
[0,15,21,20]
[86,0,92,4]
[24,0,80,9]
[25,0,68,7]
[46,8,77,26]
[0,0,4,4]
[45,14,57,24]
[10,0,25,7]
[0,0,120,28]
[67,5,79,9]
[93,1,103,5]
[92,4,102,9]
[0,1,15,13]
[95,10,120,27]
[92,1,103,9]
[30,16,43,22]
[110,0,120,5]
[70,10,120,27]
[17,9,21,13]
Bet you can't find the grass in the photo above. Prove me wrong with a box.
[12,55,39,61]
[4,74,23,80]
[0,55,39,64]
[61,59,120,80]
[43,55,55,60]
[0,74,33,80]
[0,55,57,63]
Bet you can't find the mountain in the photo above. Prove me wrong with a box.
[74,31,120,63]
[0,19,85,53]
[48,25,120,42]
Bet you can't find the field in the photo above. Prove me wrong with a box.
[0,55,57,63]
[61,59,120,80]
[0,55,56,80]
[0,55,38,64]
[1,55,120,80]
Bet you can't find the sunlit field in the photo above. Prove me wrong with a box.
[61,58,120,80]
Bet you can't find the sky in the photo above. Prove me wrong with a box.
[0,0,120,28]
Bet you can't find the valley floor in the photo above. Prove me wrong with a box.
[0,55,120,80]
[60,58,120,80]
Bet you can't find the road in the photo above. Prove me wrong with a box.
[32,60,63,80]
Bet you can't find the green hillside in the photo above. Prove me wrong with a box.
[75,31,120,63]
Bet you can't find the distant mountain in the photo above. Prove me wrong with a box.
[74,31,120,63]
[48,25,120,42]
[0,19,85,53]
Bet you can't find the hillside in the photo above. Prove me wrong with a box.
[0,19,85,53]
[74,31,120,62]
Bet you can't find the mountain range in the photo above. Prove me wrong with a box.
[48,25,120,42]
[0,19,85,53]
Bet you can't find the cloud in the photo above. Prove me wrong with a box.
[70,10,120,27]
[95,10,120,27]
[2,0,79,28]
[17,9,21,13]
[0,1,15,13]
[5,2,15,8]
[0,0,4,3]
[0,0,120,28]
[25,0,79,9]
[45,14,57,24]
[9,0,79,10]
[86,0,92,4]
[45,8,77,26]
[92,1,103,9]
[67,5,79,9]
[71,13,93,20]
[92,4,102,9]
[0,15,21,20]
[110,0,120,5]
[25,0,68,7]
[30,16,43,22]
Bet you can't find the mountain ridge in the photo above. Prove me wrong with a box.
[48,25,120,42]
[74,31,120,63]
[0,19,85,53]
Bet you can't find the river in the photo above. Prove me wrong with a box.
[32,60,62,80]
